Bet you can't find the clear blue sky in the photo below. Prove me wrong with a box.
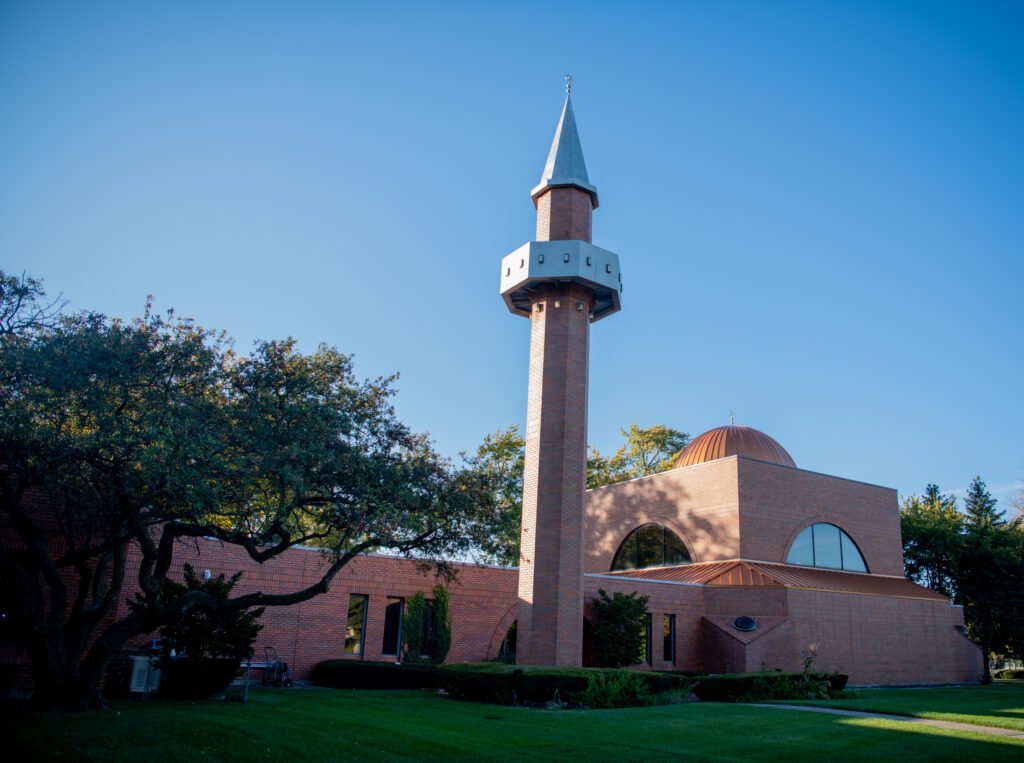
[2,1,1022,510]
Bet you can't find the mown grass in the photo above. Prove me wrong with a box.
[768,681,1024,732]
[7,685,1024,762]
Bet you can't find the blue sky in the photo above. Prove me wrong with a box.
[2,1,1022,510]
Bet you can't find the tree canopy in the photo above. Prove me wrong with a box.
[0,273,495,708]
[901,478,1024,680]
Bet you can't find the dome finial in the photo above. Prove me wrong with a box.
[729,410,734,426]
[565,74,573,95]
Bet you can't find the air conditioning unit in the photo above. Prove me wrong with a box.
[128,655,161,693]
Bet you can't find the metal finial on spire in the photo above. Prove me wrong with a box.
[729,411,735,426]
[565,74,573,95]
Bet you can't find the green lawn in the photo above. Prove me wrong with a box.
[771,681,1024,732]
[8,685,1024,762]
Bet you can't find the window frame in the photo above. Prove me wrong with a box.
[344,594,368,657]
[381,597,404,657]
[786,523,869,573]
[662,614,676,664]
[611,523,692,572]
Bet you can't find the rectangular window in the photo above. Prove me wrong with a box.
[644,613,653,665]
[345,594,368,656]
[382,597,403,656]
[663,614,675,664]
[421,600,435,657]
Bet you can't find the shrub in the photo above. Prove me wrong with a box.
[688,671,848,702]
[430,585,452,664]
[995,668,1024,680]
[154,564,264,661]
[402,592,428,663]
[590,589,649,668]
[438,663,690,706]
[148,564,263,700]
[312,660,692,707]
[582,672,653,708]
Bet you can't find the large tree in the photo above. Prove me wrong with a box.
[900,484,963,598]
[957,478,1024,680]
[0,275,494,708]
[587,424,690,489]
[901,478,1024,681]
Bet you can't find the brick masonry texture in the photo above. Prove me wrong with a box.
[518,282,595,666]
[115,542,519,681]
[534,187,593,243]
[2,457,983,689]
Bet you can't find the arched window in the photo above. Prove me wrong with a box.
[611,523,691,572]
[786,523,868,572]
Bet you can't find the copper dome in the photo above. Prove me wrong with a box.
[674,425,796,469]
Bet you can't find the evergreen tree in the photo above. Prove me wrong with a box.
[957,477,1018,682]
[900,485,962,597]
[902,478,1024,678]
[589,589,650,668]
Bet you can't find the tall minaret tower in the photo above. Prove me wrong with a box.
[500,85,622,666]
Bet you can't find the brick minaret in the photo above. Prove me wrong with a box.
[500,90,622,665]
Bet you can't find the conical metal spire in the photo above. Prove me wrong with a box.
[531,94,599,207]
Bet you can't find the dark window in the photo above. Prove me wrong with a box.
[644,613,653,665]
[612,530,637,571]
[611,524,692,572]
[663,615,675,663]
[499,621,517,662]
[786,523,868,572]
[636,524,663,569]
[382,598,403,656]
[421,601,435,656]
[345,594,368,656]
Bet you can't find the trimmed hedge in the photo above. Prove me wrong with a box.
[313,660,442,690]
[687,672,848,703]
[994,669,1024,680]
[312,660,848,705]
[438,663,689,705]
[313,660,690,705]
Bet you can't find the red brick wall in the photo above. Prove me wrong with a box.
[584,459,741,573]
[785,589,983,684]
[737,458,904,575]
[116,540,518,681]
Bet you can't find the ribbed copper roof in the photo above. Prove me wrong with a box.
[674,425,796,468]
[606,560,947,601]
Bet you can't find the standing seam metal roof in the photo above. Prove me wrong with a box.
[606,560,948,601]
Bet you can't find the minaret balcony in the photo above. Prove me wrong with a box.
[500,240,622,321]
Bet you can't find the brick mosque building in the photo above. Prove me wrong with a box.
[0,91,984,692]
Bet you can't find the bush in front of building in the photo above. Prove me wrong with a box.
[686,671,848,702]
[313,660,692,707]
[148,564,264,700]
[401,585,454,664]
[994,669,1024,679]
[438,663,690,706]
[589,589,650,668]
